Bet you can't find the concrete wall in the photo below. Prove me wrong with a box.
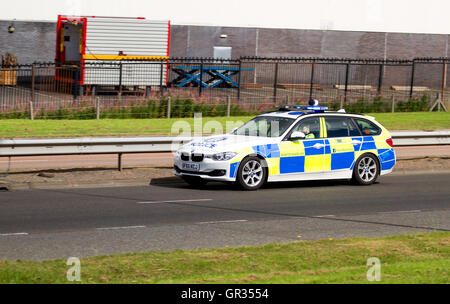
[0,20,56,64]
[1,20,449,64]
[170,25,449,60]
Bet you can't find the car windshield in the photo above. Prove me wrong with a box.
[232,116,295,137]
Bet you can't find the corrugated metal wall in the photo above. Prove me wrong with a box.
[83,17,169,86]
[85,18,169,56]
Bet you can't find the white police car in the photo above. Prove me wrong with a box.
[174,102,396,190]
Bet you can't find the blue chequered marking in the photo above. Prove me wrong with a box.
[280,156,305,174]
[351,137,363,151]
[303,140,325,155]
[324,139,332,154]
[361,136,376,150]
[229,162,239,178]
[381,159,395,170]
[331,152,355,170]
[378,149,395,170]
[252,144,280,158]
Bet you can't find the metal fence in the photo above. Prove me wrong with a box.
[0,57,448,118]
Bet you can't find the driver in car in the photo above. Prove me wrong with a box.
[302,124,315,139]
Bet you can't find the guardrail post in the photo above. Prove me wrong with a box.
[96,97,100,120]
[167,96,171,118]
[226,95,231,117]
[118,153,123,171]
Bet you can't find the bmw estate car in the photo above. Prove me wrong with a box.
[174,103,396,190]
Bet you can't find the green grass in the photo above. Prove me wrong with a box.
[0,232,449,284]
[0,112,449,138]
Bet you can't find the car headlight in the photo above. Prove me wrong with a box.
[212,152,237,161]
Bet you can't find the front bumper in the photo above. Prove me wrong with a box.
[173,156,237,182]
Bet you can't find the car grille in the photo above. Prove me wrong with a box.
[191,153,204,162]
[181,153,190,161]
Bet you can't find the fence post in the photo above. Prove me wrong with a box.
[409,60,416,99]
[199,60,203,96]
[29,101,34,120]
[30,64,35,105]
[226,95,231,117]
[160,61,164,97]
[118,62,123,101]
[377,63,384,95]
[344,62,350,103]
[442,59,447,107]
[391,94,395,113]
[96,97,100,120]
[167,96,171,118]
[273,62,279,103]
[309,60,315,100]
[237,59,242,100]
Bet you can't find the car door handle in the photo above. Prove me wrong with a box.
[313,143,324,149]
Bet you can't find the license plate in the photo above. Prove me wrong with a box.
[182,162,200,172]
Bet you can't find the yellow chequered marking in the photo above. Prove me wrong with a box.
[355,149,377,159]
[324,154,332,171]
[304,155,324,172]
[279,141,305,157]
[374,135,391,149]
[266,157,280,175]
[234,147,254,162]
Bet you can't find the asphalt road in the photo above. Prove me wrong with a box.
[1,146,449,171]
[0,172,449,260]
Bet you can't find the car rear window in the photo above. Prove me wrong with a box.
[354,118,381,136]
[324,117,361,138]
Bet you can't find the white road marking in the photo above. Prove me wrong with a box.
[137,199,213,204]
[96,225,146,231]
[377,210,422,214]
[315,215,336,218]
[197,220,248,225]
[0,232,29,236]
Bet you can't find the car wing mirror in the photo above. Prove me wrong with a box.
[290,131,306,140]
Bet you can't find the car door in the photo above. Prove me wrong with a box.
[279,116,325,174]
[322,116,362,173]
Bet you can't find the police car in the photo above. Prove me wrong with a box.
[174,100,396,190]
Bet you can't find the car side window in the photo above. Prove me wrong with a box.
[354,118,381,136]
[288,117,321,139]
[324,117,361,138]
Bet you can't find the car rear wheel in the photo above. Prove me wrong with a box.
[353,154,379,185]
[236,157,266,190]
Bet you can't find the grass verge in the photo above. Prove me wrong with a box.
[0,112,449,138]
[0,232,449,284]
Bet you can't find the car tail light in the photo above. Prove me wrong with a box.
[386,138,394,147]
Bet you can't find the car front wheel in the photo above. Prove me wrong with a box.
[236,156,266,190]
